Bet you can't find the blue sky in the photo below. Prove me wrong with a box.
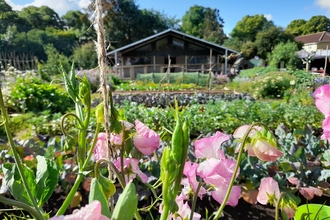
[5,0,330,35]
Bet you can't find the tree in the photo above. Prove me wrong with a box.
[181,5,226,44]
[0,0,21,33]
[61,10,96,43]
[87,0,176,48]
[302,15,330,34]
[72,42,98,69]
[268,41,300,69]
[18,6,63,30]
[223,37,243,52]
[254,26,295,59]
[285,19,307,36]
[231,14,275,42]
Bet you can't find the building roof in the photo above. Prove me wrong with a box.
[106,29,238,56]
[294,31,330,44]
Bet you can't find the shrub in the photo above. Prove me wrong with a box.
[4,76,73,114]
[251,72,296,99]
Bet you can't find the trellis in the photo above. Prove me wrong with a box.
[0,52,38,71]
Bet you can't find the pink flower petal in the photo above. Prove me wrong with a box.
[94,133,108,162]
[133,120,160,156]
[194,131,229,159]
[257,177,280,205]
[50,200,109,220]
[211,184,241,207]
[314,85,330,117]
[253,139,283,162]
[233,125,262,139]
[183,162,207,198]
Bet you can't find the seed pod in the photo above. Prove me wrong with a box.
[171,117,183,164]
[112,182,138,220]
[89,178,111,218]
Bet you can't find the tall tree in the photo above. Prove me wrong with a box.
[254,26,295,59]
[230,14,274,42]
[285,19,307,36]
[61,10,96,43]
[87,0,177,48]
[268,41,300,69]
[181,5,226,44]
[302,15,330,34]
[18,6,63,30]
[0,0,21,33]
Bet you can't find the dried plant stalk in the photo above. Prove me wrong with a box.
[95,0,114,160]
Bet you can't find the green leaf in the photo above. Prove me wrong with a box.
[2,163,36,206]
[36,155,59,206]
[112,182,138,220]
[89,178,111,218]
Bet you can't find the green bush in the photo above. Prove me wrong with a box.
[251,72,296,99]
[4,76,73,114]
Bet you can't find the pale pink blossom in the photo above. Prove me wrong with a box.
[133,120,160,155]
[282,204,295,219]
[314,84,330,117]
[183,162,207,198]
[257,177,280,205]
[233,124,262,139]
[50,200,109,220]
[253,138,283,162]
[321,116,330,142]
[233,125,283,162]
[110,132,123,145]
[175,197,201,220]
[94,133,107,161]
[113,157,148,183]
[197,158,241,207]
[194,131,228,159]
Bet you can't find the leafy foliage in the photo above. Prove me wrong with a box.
[251,72,296,99]
[4,76,73,114]
[268,41,300,69]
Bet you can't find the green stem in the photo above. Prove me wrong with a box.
[213,123,264,219]
[56,172,84,216]
[0,195,44,220]
[0,89,45,220]
[190,180,203,220]
[160,172,170,220]
[275,193,284,220]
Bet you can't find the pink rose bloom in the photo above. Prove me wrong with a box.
[50,200,109,220]
[194,131,229,159]
[133,120,160,156]
[113,157,148,183]
[314,84,330,117]
[94,133,107,162]
[183,162,207,198]
[257,177,280,205]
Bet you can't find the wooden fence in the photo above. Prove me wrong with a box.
[0,52,38,71]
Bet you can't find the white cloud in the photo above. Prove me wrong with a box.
[4,0,91,16]
[315,0,330,13]
[264,14,272,21]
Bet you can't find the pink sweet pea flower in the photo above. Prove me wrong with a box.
[175,197,201,220]
[194,131,229,159]
[50,200,109,220]
[183,162,207,198]
[133,120,160,156]
[282,204,295,219]
[321,116,330,142]
[114,157,148,183]
[314,84,330,117]
[257,177,280,205]
[253,138,283,162]
[94,133,107,161]
[197,158,241,207]
[233,125,283,162]
[287,177,323,200]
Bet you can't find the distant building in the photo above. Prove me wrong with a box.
[106,29,239,79]
[295,32,330,74]
[295,31,330,53]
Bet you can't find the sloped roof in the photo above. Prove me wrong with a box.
[106,29,238,56]
[295,31,330,44]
